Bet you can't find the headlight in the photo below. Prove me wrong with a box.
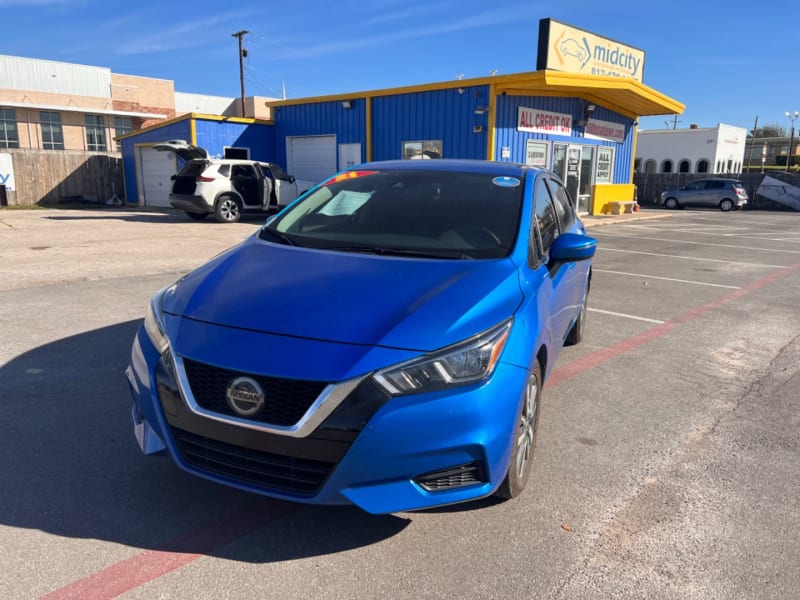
[372,319,512,396]
[143,287,170,355]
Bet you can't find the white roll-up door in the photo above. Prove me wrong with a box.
[138,147,177,207]
[286,135,337,192]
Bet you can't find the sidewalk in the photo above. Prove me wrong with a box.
[582,209,671,228]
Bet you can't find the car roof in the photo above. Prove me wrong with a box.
[355,159,539,177]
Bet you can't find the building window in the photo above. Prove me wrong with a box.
[0,108,20,149]
[679,159,690,173]
[644,159,657,173]
[402,140,442,159]
[85,114,106,151]
[40,111,64,150]
[114,116,132,151]
[696,159,709,173]
[661,159,673,173]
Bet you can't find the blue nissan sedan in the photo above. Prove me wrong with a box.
[126,160,597,514]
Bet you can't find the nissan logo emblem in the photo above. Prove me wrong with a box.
[226,376,266,417]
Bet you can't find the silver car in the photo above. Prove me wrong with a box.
[660,178,748,212]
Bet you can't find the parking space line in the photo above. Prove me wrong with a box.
[594,268,741,289]
[593,231,800,254]
[588,307,665,324]
[598,247,786,269]
[547,261,800,389]
[41,501,297,600]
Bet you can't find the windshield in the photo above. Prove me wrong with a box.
[262,169,523,259]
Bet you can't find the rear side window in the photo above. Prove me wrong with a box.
[706,180,725,189]
[217,164,230,177]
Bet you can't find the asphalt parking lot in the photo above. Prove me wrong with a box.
[1,207,799,599]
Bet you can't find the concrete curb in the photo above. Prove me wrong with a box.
[583,211,672,228]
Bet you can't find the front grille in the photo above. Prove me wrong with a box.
[414,462,486,492]
[173,428,335,495]
[182,358,328,426]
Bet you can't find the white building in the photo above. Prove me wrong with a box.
[635,123,747,175]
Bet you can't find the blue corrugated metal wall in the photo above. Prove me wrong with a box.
[494,95,635,183]
[273,100,366,170]
[194,120,275,161]
[121,120,191,204]
[371,85,490,161]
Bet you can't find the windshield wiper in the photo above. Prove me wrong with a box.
[259,227,302,247]
[320,245,472,259]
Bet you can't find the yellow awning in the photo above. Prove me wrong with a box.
[494,71,684,119]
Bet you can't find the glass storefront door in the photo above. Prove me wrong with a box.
[552,143,594,215]
[578,146,595,214]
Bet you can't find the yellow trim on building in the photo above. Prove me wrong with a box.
[266,70,684,120]
[486,82,497,160]
[366,96,373,162]
[630,120,639,181]
[115,112,274,142]
[190,118,197,146]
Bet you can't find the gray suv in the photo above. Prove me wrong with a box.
[660,178,748,212]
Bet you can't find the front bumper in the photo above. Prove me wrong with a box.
[127,325,528,514]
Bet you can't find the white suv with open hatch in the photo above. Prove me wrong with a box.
[154,140,299,223]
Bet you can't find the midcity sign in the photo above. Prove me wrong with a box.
[536,18,646,82]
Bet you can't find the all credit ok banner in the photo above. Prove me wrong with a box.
[517,107,572,136]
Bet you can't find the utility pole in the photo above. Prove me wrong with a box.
[231,30,249,118]
[747,115,758,173]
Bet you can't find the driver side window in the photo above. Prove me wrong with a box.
[530,175,560,266]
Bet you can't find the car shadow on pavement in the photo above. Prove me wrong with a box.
[43,213,269,225]
[0,321,409,564]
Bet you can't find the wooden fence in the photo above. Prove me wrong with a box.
[2,150,124,206]
[633,172,800,211]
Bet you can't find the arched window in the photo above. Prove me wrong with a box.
[679,159,691,173]
[696,159,709,173]
[661,159,673,173]
[645,159,657,173]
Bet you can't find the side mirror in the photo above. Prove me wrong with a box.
[550,233,597,263]
[170,175,176,181]
[289,175,296,184]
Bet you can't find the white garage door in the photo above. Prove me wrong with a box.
[286,135,337,192]
[138,147,177,207]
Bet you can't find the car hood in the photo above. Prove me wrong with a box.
[162,235,523,352]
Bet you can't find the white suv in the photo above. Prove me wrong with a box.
[154,141,299,223]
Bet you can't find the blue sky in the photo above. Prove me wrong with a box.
[1,0,798,133]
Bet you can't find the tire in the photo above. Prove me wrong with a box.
[565,290,588,346]
[664,197,678,209]
[185,211,208,221]
[495,360,542,500]
[214,195,242,223]
[719,198,734,212]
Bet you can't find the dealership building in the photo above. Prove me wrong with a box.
[2,20,685,215]
[120,20,683,215]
